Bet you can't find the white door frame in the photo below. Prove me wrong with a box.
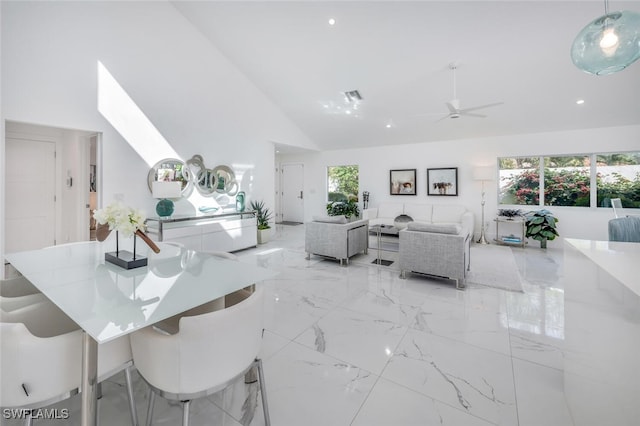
[279,162,304,223]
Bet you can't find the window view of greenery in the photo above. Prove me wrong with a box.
[499,157,540,205]
[544,156,591,207]
[327,165,359,202]
[499,152,640,208]
[596,153,640,208]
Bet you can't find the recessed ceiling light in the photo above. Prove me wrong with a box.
[576,99,585,105]
[328,18,336,26]
[385,124,392,128]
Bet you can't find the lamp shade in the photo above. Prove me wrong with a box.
[571,10,640,75]
[152,181,182,199]
[473,166,494,181]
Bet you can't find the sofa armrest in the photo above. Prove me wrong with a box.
[460,211,475,238]
[363,208,378,220]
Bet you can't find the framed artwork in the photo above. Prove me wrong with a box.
[427,167,458,196]
[390,169,416,195]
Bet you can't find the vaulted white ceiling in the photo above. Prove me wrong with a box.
[172,1,640,151]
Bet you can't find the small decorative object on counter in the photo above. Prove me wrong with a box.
[94,202,160,269]
[236,191,246,212]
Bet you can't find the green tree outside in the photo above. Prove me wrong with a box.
[328,165,359,202]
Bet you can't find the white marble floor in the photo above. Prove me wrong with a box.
[8,225,582,425]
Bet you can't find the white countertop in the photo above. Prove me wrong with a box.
[565,238,640,298]
[5,241,278,343]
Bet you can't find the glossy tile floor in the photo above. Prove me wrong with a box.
[9,224,577,426]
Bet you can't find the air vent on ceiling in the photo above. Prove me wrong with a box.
[344,90,362,102]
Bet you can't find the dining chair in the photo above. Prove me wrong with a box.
[0,276,40,297]
[202,251,255,307]
[0,300,139,426]
[130,285,270,426]
[611,198,623,218]
[0,292,46,312]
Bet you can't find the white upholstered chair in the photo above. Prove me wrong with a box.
[0,276,40,297]
[130,285,270,426]
[0,293,46,312]
[0,300,139,426]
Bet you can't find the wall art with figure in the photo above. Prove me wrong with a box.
[390,169,417,195]
[427,167,458,196]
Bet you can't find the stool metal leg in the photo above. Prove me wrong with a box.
[256,359,271,426]
[145,391,155,426]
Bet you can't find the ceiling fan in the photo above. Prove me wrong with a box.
[427,63,504,121]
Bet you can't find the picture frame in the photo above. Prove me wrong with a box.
[427,167,458,196]
[390,169,417,195]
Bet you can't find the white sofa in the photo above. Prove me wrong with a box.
[364,202,474,288]
[363,203,474,236]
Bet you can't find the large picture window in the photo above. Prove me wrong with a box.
[327,165,359,202]
[499,151,640,209]
[596,153,640,208]
[543,156,590,207]
[499,157,540,205]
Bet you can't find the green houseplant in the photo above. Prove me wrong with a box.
[326,199,360,220]
[250,200,273,244]
[524,209,559,248]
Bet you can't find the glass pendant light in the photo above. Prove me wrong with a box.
[571,0,640,75]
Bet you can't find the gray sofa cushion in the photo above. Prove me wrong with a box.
[407,222,461,235]
[312,215,347,224]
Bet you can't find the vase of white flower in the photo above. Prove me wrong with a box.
[94,202,160,269]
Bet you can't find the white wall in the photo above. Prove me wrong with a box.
[278,124,640,247]
[1,1,314,262]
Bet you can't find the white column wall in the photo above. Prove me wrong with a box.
[279,125,640,246]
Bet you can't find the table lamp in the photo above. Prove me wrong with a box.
[152,181,182,217]
[473,166,494,245]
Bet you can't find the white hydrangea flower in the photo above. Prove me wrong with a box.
[93,202,146,238]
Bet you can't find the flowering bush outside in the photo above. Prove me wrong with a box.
[597,171,640,208]
[501,168,640,207]
[93,202,146,238]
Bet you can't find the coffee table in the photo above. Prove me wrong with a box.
[369,224,400,266]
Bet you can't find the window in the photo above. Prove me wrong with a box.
[499,157,540,205]
[596,153,640,208]
[543,156,590,207]
[327,165,359,202]
[499,151,640,209]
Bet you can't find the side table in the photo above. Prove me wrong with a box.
[494,216,526,248]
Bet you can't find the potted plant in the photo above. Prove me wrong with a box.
[326,199,360,220]
[524,209,559,248]
[250,200,273,244]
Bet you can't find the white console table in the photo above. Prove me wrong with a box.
[146,211,257,252]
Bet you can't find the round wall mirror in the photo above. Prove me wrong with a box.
[147,158,192,195]
[212,165,238,196]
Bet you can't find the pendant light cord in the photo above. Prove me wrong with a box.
[604,0,609,15]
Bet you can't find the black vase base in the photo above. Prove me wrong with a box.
[105,251,148,269]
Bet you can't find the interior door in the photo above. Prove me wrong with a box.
[5,138,56,252]
[281,163,304,223]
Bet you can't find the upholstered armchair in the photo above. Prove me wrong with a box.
[305,217,369,265]
[608,216,640,242]
[398,222,471,289]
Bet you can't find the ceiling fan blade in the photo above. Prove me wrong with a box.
[459,111,487,118]
[410,111,447,118]
[435,114,451,122]
[459,101,504,113]
[445,101,459,114]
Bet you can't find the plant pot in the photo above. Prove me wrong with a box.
[257,228,270,244]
